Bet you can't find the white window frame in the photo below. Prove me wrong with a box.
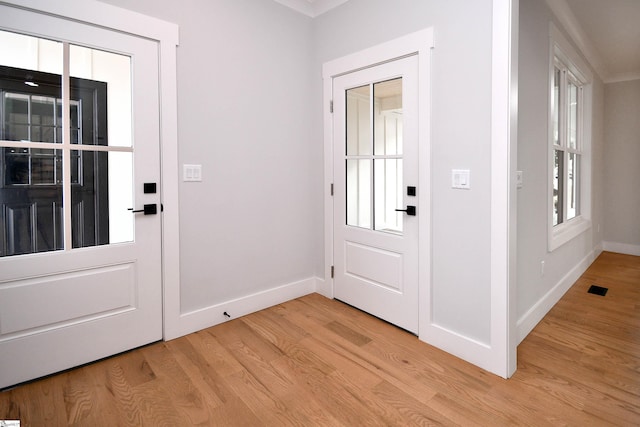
[548,24,592,251]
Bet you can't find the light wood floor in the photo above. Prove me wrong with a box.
[1,251,639,426]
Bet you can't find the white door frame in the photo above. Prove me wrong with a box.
[321,28,433,338]
[1,0,182,340]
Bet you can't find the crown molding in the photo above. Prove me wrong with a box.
[604,72,640,84]
[273,0,348,18]
[545,0,608,82]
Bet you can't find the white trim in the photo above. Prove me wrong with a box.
[0,0,181,342]
[516,247,600,343]
[272,0,348,18]
[602,242,640,257]
[158,28,182,341]
[605,73,640,84]
[167,277,317,339]
[550,24,593,84]
[545,0,607,82]
[0,0,179,45]
[488,0,517,378]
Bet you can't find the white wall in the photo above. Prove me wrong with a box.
[314,0,494,344]
[517,0,604,340]
[603,79,640,253]
[99,0,319,313]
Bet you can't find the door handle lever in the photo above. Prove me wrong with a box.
[395,206,416,216]
[128,204,157,215]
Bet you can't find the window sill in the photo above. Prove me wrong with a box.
[549,216,591,252]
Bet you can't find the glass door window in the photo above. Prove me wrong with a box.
[345,77,404,233]
[0,30,134,257]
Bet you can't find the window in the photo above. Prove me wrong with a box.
[548,25,592,251]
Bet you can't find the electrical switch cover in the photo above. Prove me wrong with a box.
[452,169,471,189]
[183,164,202,182]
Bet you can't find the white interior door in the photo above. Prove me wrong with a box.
[333,55,419,334]
[0,6,162,389]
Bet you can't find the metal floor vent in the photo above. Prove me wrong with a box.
[588,285,608,296]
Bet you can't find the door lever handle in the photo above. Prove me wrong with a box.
[395,205,416,216]
[128,204,157,215]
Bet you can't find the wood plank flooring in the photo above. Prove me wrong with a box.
[1,251,639,426]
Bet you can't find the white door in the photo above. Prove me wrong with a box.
[333,55,419,334]
[0,6,162,389]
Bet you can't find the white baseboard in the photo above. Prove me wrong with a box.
[602,241,640,257]
[165,277,318,340]
[315,276,332,298]
[516,248,598,344]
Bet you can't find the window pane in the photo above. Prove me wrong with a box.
[346,159,371,228]
[71,45,131,147]
[374,159,403,233]
[4,147,29,184]
[346,85,371,156]
[374,78,403,155]
[0,148,64,257]
[0,30,62,75]
[553,149,564,226]
[108,151,134,244]
[567,153,579,220]
[31,150,56,184]
[553,67,561,146]
[568,82,578,150]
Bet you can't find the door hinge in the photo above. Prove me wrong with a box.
[330,183,334,196]
[331,265,334,278]
[330,100,334,113]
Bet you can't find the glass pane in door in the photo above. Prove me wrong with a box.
[346,159,371,229]
[0,147,64,256]
[374,78,403,155]
[0,31,64,257]
[346,85,371,156]
[69,45,134,246]
[71,45,132,148]
[374,159,403,233]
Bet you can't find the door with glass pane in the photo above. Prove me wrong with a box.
[0,6,162,389]
[333,55,419,334]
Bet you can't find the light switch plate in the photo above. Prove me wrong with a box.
[183,164,202,182]
[452,169,470,189]
[516,170,523,189]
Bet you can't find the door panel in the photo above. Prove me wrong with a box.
[334,56,419,334]
[0,6,162,389]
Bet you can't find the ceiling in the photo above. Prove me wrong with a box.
[273,0,639,83]
[563,0,640,82]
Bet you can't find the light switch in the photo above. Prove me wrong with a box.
[452,169,471,190]
[516,170,523,189]
[183,164,202,182]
